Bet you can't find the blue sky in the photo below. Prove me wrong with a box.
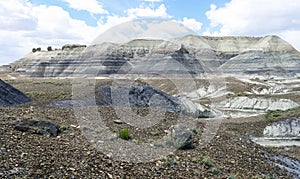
[28,0,226,27]
[1,0,300,65]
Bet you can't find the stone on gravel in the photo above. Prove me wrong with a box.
[13,119,60,137]
[166,124,194,150]
[113,120,123,124]
[0,79,31,107]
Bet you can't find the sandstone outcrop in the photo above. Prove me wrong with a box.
[263,118,300,137]
[252,119,300,148]
[222,96,299,112]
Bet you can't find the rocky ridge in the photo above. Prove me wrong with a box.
[8,35,300,77]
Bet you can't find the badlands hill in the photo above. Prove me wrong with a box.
[0,79,31,106]
[9,35,300,77]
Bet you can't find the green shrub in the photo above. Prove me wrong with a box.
[26,91,45,98]
[211,167,220,174]
[60,124,69,131]
[44,81,70,86]
[118,128,130,140]
[200,155,214,168]
[265,109,284,120]
[236,91,247,96]
[228,174,236,179]
[133,139,141,145]
[52,92,68,99]
[272,113,281,117]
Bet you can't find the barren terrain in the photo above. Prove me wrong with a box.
[0,74,299,178]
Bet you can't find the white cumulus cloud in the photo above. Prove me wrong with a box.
[0,1,175,65]
[179,17,202,32]
[205,0,300,49]
[0,0,37,31]
[126,4,171,18]
[62,0,107,14]
[0,0,100,65]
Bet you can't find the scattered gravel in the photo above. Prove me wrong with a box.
[0,106,295,178]
[0,78,298,178]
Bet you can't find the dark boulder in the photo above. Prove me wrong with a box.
[167,124,194,150]
[13,119,60,137]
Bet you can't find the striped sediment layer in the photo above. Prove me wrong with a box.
[9,35,300,77]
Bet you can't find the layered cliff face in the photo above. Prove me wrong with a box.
[10,35,300,77]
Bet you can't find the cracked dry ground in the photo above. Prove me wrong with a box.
[0,78,299,178]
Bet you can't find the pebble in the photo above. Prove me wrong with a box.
[107,173,113,178]
[20,152,27,158]
[114,120,123,124]
[70,124,77,128]
[156,161,162,166]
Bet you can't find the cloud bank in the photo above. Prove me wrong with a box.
[205,0,300,49]
[0,1,174,65]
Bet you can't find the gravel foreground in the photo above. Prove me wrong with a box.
[0,78,299,178]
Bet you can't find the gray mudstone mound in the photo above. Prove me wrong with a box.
[96,85,212,118]
[263,119,300,137]
[48,84,212,118]
[96,85,181,113]
[13,119,60,137]
[48,85,181,111]
[0,79,31,107]
[165,124,194,150]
